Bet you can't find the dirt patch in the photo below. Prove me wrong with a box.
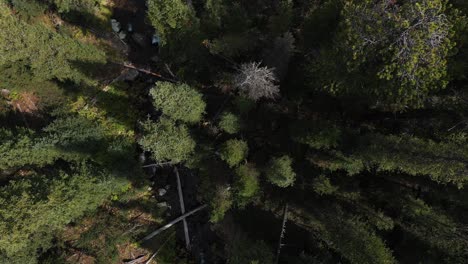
[118,243,150,263]
[66,251,96,264]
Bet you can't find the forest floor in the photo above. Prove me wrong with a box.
[106,0,213,262]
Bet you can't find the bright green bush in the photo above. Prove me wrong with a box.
[150,82,205,123]
[219,112,241,134]
[265,155,296,187]
[138,118,195,163]
[234,163,260,207]
[312,175,337,195]
[210,186,233,223]
[219,139,248,167]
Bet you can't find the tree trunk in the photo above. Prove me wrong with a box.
[275,204,288,264]
[174,167,191,250]
[141,204,207,241]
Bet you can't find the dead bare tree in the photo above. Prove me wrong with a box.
[234,62,280,101]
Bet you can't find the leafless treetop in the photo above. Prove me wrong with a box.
[234,62,280,101]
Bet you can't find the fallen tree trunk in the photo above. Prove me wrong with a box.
[275,204,288,264]
[174,167,191,250]
[141,204,207,241]
[144,232,175,264]
[116,62,177,82]
[124,254,146,264]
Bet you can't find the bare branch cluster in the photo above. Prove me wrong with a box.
[234,62,280,101]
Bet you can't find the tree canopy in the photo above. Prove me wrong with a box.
[139,118,195,163]
[3,0,468,262]
[265,155,296,187]
[150,82,206,123]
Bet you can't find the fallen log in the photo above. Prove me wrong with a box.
[124,254,146,264]
[174,167,190,250]
[275,204,288,264]
[115,62,177,83]
[141,204,207,241]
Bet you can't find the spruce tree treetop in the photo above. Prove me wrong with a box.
[138,118,196,163]
[219,139,249,168]
[266,155,296,187]
[147,0,194,45]
[218,111,241,134]
[150,82,206,124]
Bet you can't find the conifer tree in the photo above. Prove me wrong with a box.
[219,139,248,167]
[139,118,196,163]
[0,165,128,263]
[150,82,205,124]
[266,155,296,187]
[0,3,106,87]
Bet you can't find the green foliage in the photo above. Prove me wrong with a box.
[353,133,468,186]
[326,218,396,264]
[399,197,468,258]
[0,4,106,86]
[147,0,194,45]
[291,121,341,149]
[309,151,365,176]
[0,128,58,170]
[50,0,97,13]
[2,0,468,262]
[219,111,241,134]
[233,163,260,207]
[312,175,337,195]
[150,82,206,123]
[219,139,248,167]
[0,115,106,170]
[11,0,46,19]
[284,204,396,264]
[73,211,132,263]
[43,115,105,150]
[311,132,468,187]
[154,234,192,264]
[205,0,225,25]
[0,164,128,263]
[265,155,296,187]
[316,0,460,107]
[227,235,274,264]
[210,186,233,223]
[371,134,468,185]
[139,118,195,163]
